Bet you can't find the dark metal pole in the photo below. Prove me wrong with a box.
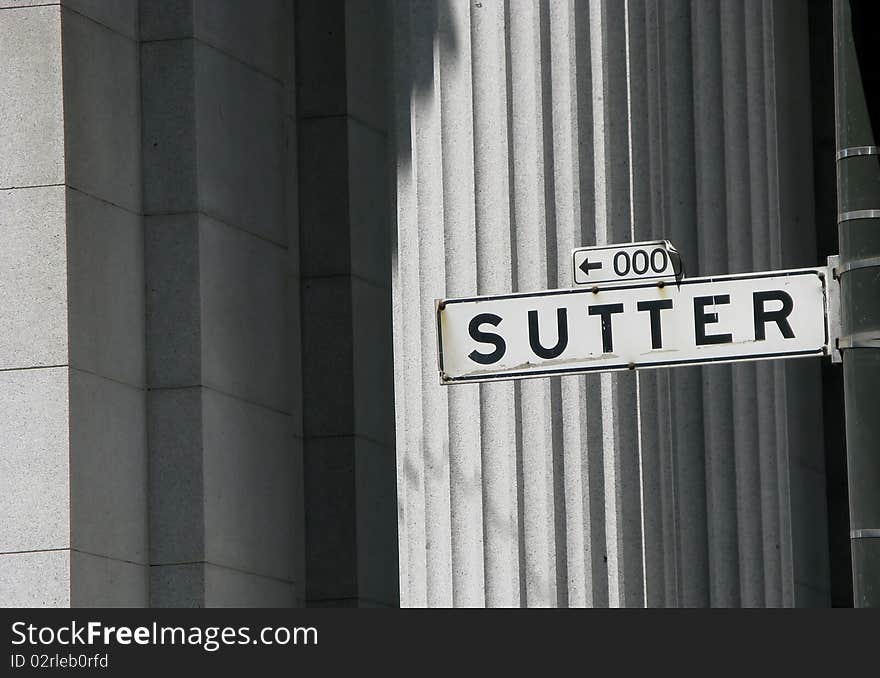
[833,0,880,607]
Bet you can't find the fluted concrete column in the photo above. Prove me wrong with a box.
[392,0,830,607]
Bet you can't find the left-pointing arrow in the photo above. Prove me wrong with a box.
[579,257,602,276]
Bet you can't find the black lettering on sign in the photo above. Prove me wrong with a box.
[632,249,649,275]
[650,247,668,273]
[694,295,733,345]
[613,251,630,276]
[753,290,795,340]
[637,299,674,349]
[588,303,625,353]
[468,313,506,364]
[528,308,569,359]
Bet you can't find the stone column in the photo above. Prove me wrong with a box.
[0,0,146,606]
[140,0,301,606]
[391,0,830,607]
[295,0,398,608]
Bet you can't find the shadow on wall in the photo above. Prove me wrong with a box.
[393,0,460,170]
[850,1,880,138]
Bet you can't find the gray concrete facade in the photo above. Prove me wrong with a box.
[295,0,397,608]
[0,0,397,608]
[141,0,301,609]
[0,0,147,607]
[0,0,841,608]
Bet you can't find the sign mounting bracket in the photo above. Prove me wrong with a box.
[827,255,842,364]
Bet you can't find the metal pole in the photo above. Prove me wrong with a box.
[833,0,880,607]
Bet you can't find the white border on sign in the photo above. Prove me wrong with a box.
[436,267,829,384]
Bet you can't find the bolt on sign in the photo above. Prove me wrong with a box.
[435,267,830,385]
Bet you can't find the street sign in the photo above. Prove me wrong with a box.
[572,240,682,286]
[436,267,828,384]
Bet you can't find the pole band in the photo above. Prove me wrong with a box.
[837,145,880,160]
[838,209,880,223]
[851,529,880,539]
[834,255,880,277]
[838,332,880,351]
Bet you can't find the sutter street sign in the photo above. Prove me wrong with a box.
[436,267,829,384]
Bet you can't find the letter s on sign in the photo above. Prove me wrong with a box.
[468,313,506,365]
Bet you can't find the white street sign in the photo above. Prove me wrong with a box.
[572,240,682,286]
[437,268,828,384]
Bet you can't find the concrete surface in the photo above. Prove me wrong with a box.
[392,0,832,607]
[0,0,836,609]
[0,4,64,189]
[0,186,68,370]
